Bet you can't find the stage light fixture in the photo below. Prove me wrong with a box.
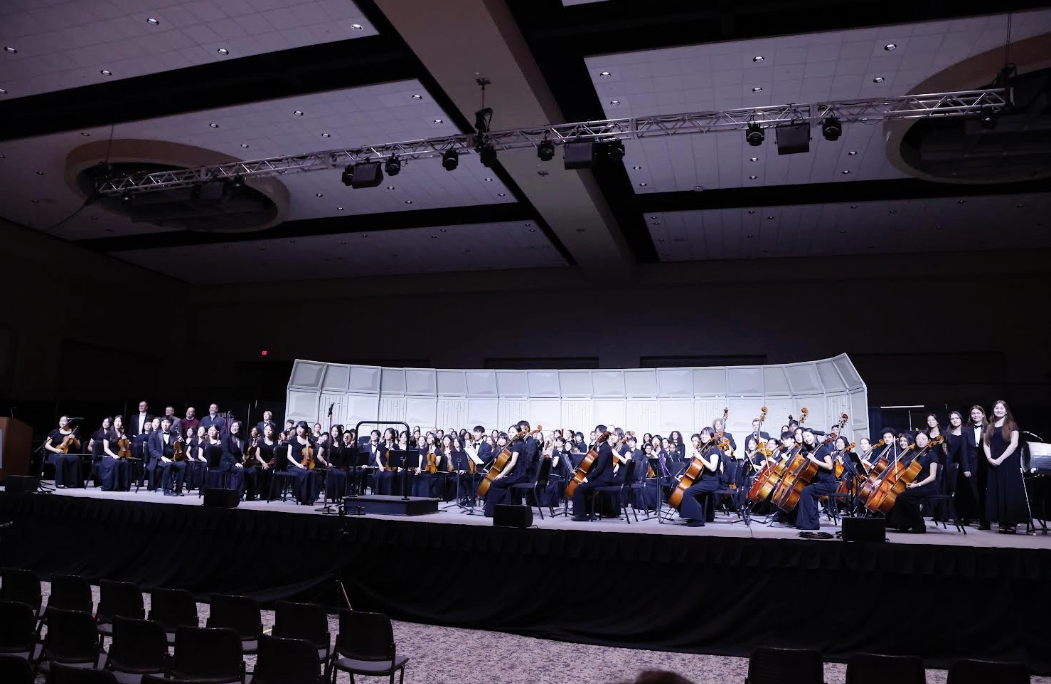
[479,143,497,168]
[598,140,625,162]
[348,161,383,188]
[442,149,459,171]
[979,106,998,130]
[341,165,354,186]
[746,123,764,147]
[564,141,596,170]
[822,116,842,141]
[775,122,810,155]
[121,191,133,204]
[230,175,244,189]
[537,139,555,162]
[385,156,402,176]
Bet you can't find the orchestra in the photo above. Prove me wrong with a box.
[36,400,1034,535]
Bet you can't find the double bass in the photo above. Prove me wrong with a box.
[477,424,542,498]
[564,430,609,499]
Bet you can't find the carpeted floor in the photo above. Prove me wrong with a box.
[25,583,1050,684]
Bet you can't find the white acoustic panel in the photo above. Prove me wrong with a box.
[624,370,658,397]
[763,367,792,396]
[694,399,728,435]
[727,399,766,436]
[345,395,380,431]
[693,368,727,396]
[405,369,437,396]
[850,390,871,439]
[592,371,626,397]
[826,396,853,440]
[593,399,626,430]
[835,354,865,390]
[436,399,467,430]
[558,371,593,397]
[465,371,498,397]
[657,369,693,397]
[795,397,825,432]
[659,399,694,435]
[289,360,325,389]
[498,400,529,429]
[727,366,763,396]
[496,371,529,398]
[467,399,499,430]
[349,366,381,393]
[529,399,562,430]
[321,364,351,392]
[762,399,796,434]
[785,364,823,395]
[816,360,847,393]
[527,371,561,397]
[319,392,347,426]
[405,397,436,429]
[561,400,593,432]
[286,390,320,422]
[626,399,659,434]
[381,368,406,395]
[437,370,467,397]
[379,397,407,422]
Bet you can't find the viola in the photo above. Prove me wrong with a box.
[172,435,187,462]
[424,448,439,474]
[243,438,258,468]
[56,428,79,454]
[477,424,541,498]
[564,430,609,499]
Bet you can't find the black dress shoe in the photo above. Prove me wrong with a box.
[978,523,991,530]
[571,516,590,522]
[685,519,705,527]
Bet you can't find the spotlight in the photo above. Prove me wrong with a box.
[121,191,133,204]
[442,149,459,171]
[230,175,244,189]
[474,107,493,134]
[341,165,354,186]
[597,140,625,163]
[979,106,998,130]
[385,156,401,176]
[746,123,764,147]
[821,116,842,141]
[348,161,383,188]
[479,143,497,168]
[537,140,555,162]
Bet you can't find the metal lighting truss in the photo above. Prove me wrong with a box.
[96,88,1009,196]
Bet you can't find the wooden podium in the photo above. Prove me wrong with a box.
[0,417,33,479]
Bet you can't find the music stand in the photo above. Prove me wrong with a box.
[387,449,417,500]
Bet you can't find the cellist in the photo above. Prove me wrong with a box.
[676,427,722,527]
[885,430,939,533]
[795,429,838,531]
[570,425,615,521]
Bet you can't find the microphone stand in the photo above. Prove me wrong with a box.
[400,455,410,501]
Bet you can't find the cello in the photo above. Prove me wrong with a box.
[856,439,895,502]
[772,414,842,513]
[747,444,789,503]
[564,430,609,499]
[667,439,720,509]
[477,424,542,498]
[863,435,943,514]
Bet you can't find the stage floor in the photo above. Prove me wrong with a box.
[29,482,1051,551]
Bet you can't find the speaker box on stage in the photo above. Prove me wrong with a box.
[2,475,39,493]
[202,488,240,509]
[493,504,532,529]
[842,517,885,542]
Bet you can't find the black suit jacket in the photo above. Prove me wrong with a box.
[148,431,176,466]
[201,414,227,435]
[255,420,277,437]
[587,442,616,484]
[221,435,245,470]
[128,412,154,437]
[962,425,983,474]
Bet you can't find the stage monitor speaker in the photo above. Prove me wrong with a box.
[2,475,38,493]
[563,142,595,170]
[202,488,240,509]
[493,504,532,529]
[775,122,811,155]
[842,516,885,542]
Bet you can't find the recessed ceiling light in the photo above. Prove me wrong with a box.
[525,222,531,227]
[693,185,704,191]
[340,240,347,245]
[957,199,965,204]
[746,233,753,238]
[293,110,303,116]
[748,175,757,180]
[100,69,112,76]
[599,71,611,77]
[430,234,438,239]
[884,43,897,51]
[35,170,45,176]
[80,131,90,136]
[841,170,851,174]
[753,55,764,62]
[30,199,40,204]
[315,192,323,198]
[529,228,537,233]
[321,132,330,137]
[497,192,506,197]
[405,200,413,204]
[411,94,422,100]
[0,154,6,159]
[935,225,944,230]
[1017,203,1025,208]
[632,165,642,170]
[208,123,218,128]
[350,23,363,30]
[0,88,7,95]
[386,185,395,190]
[240,143,249,148]
[4,47,17,54]
[433,118,443,124]
[839,229,847,234]
[650,215,657,219]
[752,86,763,93]
[610,99,620,105]
[638,182,647,187]
[749,157,758,162]
[91,216,98,221]
[337,206,344,211]
[289,240,296,244]
[873,76,885,84]
[484,177,492,182]
[362,234,369,238]
[766,215,775,220]
[850,204,858,209]
[847,150,858,156]
[146,17,159,25]
[440,228,448,233]
[747,210,756,215]
[889,209,897,214]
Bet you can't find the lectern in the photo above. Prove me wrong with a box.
[0,417,32,479]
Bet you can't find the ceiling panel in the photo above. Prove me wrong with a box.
[110,220,567,283]
[583,9,1051,194]
[0,80,514,240]
[0,0,376,100]
[647,193,1051,261]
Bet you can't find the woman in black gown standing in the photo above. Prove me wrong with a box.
[983,400,1028,534]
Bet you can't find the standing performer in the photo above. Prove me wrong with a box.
[961,405,987,527]
[45,416,81,488]
[984,400,1027,534]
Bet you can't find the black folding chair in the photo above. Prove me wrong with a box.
[96,581,144,637]
[330,610,408,684]
[511,455,552,520]
[0,568,43,618]
[105,617,168,681]
[845,653,925,684]
[922,466,966,534]
[273,601,332,664]
[255,634,324,684]
[171,626,245,684]
[148,588,199,645]
[745,647,825,684]
[946,658,1030,684]
[0,600,40,660]
[0,653,33,684]
[47,662,118,684]
[35,607,104,677]
[207,594,263,654]
[48,575,94,615]
[590,460,638,523]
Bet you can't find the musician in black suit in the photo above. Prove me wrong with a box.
[220,420,249,496]
[128,401,154,437]
[571,425,616,520]
[960,405,987,527]
[255,411,278,438]
[747,418,771,444]
[147,417,186,494]
[712,417,737,453]
[200,404,227,436]
[483,422,534,517]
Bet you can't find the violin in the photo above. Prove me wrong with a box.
[564,429,608,499]
[424,447,439,475]
[477,425,542,498]
[56,428,79,454]
[302,444,315,470]
[243,438,258,468]
[116,432,131,459]
[172,435,187,462]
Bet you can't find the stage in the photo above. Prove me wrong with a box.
[2,485,1050,673]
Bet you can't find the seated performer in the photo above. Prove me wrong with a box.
[148,417,186,495]
[220,420,250,497]
[100,416,131,491]
[677,427,722,527]
[484,422,537,517]
[886,430,940,533]
[45,416,82,488]
[286,421,319,505]
[570,425,615,521]
[795,429,838,531]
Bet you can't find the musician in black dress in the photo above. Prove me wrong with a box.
[677,427,722,527]
[186,425,207,490]
[100,416,131,491]
[943,411,965,497]
[88,417,112,488]
[412,432,441,497]
[484,422,536,517]
[286,421,318,505]
[201,425,225,488]
[569,425,614,521]
[45,416,81,488]
[879,430,937,532]
[220,420,249,496]
[254,424,277,498]
[794,429,838,530]
[961,405,987,527]
[984,400,1027,533]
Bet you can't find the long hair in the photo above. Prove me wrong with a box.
[984,399,1018,445]
[969,405,988,429]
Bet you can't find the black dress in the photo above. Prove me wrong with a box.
[886,450,939,533]
[985,428,1029,527]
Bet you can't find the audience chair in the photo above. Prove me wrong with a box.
[142,675,220,684]
[0,600,40,660]
[47,662,118,684]
[255,634,324,684]
[745,647,825,684]
[105,617,168,681]
[96,580,145,637]
[946,658,1030,684]
[845,653,925,684]
[331,610,408,684]
[148,588,199,645]
[273,600,332,664]
[207,594,263,654]
[171,626,246,684]
[35,607,104,677]
[0,653,34,684]
[0,568,43,618]
[48,575,94,615]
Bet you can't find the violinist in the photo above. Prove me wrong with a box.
[856,437,873,473]
[677,427,722,527]
[570,425,615,521]
[541,435,572,508]
[983,400,1026,534]
[742,436,763,478]
[100,416,131,491]
[795,429,838,531]
[963,405,988,528]
[441,434,460,501]
[148,417,186,495]
[220,420,251,498]
[45,416,82,488]
[88,417,112,488]
[886,430,939,533]
[369,430,396,496]
[325,426,349,501]
[286,421,318,505]
[412,432,441,498]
